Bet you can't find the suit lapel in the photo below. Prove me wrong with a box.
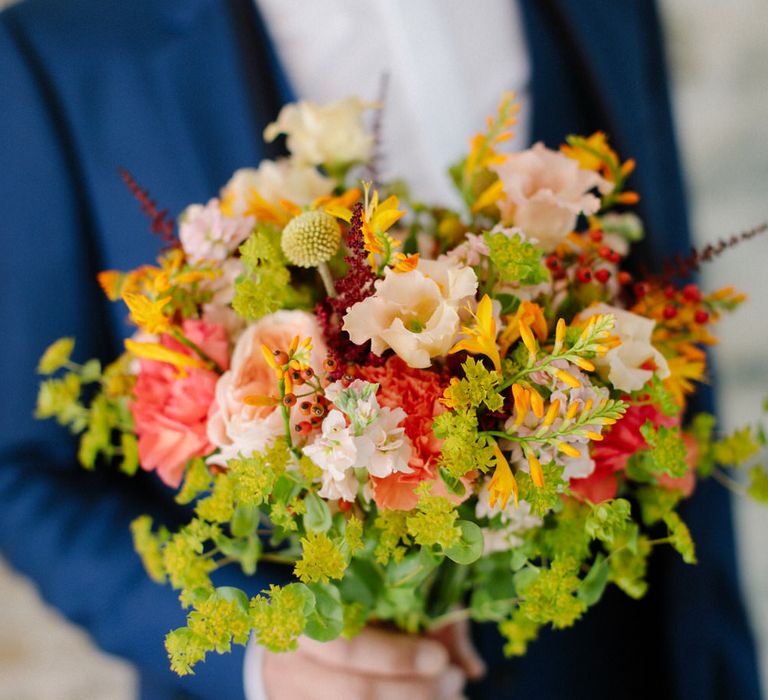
[520,0,691,265]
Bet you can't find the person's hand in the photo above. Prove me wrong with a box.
[251,623,484,700]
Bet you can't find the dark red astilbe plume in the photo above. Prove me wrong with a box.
[118,167,178,247]
[316,202,382,376]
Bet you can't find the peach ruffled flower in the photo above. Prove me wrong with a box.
[492,143,611,251]
[130,320,229,488]
[343,259,478,369]
[207,311,327,466]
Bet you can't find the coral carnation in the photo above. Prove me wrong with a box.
[130,320,229,488]
[570,402,686,503]
[357,356,447,509]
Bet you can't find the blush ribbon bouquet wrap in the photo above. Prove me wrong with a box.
[35,93,768,677]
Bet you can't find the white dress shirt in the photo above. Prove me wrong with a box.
[255,0,531,205]
[245,2,530,697]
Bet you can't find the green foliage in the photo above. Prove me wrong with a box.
[748,467,768,504]
[294,531,347,583]
[176,458,212,506]
[607,526,650,599]
[130,516,168,584]
[250,583,314,652]
[444,520,484,565]
[433,410,495,479]
[500,609,541,656]
[233,228,293,320]
[406,487,461,549]
[195,474,235,523]
[373,510,410,565]
[536,499,591,561]
[304,583,344,642]
[484,231,548,286]
[519,557,586,629]
[712,427,760,467]
[37,337,75,374]
[451,358,504,411]
[585,499,632,545]
[639,421,688,478]
[517,462,567,517]
[663,512,697,564]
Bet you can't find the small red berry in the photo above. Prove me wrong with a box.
[282,393,297,407]
[589,229,604,242]
[598,246,613,260]
[295,421,313,435]
[273,350,289,366]
[594,268,611,284]
[338,500,353,512]
[311,402,326,418]
[322,358,337,372]
[664,285,676,300]
[618,271,632,285]
[289,369,305,385]
[310,416,323,427]
[694,310,710,324]
[634,282,648,298]
[298,400,313,415]
[576,268,593,284]
[682,284,702,303]
[545,255,560,270]
[608,251,621,264]
[302,367,315,381]
[663,304,678,320]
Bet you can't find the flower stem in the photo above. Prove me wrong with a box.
[171,329,224,374]
[318,262,337,299]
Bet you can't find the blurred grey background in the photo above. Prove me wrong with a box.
[0,1,766,698]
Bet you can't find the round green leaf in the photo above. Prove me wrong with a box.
[444,520,484,565]
[304,583,343,641]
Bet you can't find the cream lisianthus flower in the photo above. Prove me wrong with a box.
[579,303,670,392]
[264,97,373,168]
[220,159,333,218]
[342,259,478,369]
[492,143,612,251]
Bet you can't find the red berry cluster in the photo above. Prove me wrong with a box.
[636,283,710,324]
[546,229,632,289]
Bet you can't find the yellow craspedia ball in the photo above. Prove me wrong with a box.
[281,210,341,268]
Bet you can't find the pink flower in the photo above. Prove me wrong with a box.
[130,320,229,488]
[178,198,254,264]
[492,143,611,251]
[207,311,327,465]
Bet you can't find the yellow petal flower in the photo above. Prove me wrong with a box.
[125,339,205,377]
[449,294,502,372]
[488,442,518,510]
[122,292,172,335]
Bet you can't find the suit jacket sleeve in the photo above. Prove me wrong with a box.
[0,13,256,700]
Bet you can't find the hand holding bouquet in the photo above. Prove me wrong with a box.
[35,93,768,679]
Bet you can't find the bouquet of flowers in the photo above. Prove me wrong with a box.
[35,94,768,676]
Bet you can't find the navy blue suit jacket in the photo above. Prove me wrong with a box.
[0,1,761,698]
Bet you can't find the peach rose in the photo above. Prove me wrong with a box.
[492,143,611,251]
[130,320,229,488]
[207,311,327,466]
